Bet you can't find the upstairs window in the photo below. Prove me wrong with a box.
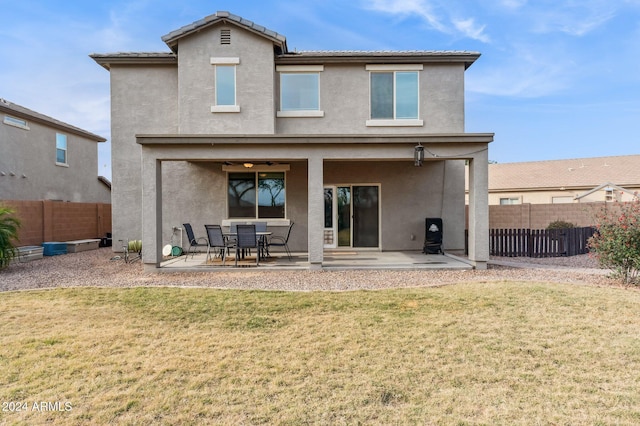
[366,64,423,127]
[277,65,324,117]
[56,133,67,165]
[211,57,240,113]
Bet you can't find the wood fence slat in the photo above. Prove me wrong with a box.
[486,227,594,258]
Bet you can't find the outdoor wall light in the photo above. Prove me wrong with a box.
[243,162,254,168]
[414,144,424,167]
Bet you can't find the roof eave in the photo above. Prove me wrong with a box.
[276,52,480,69]
[89,53,177,71]
[0,102,106,142]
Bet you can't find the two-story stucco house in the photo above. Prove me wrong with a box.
[91,11,492,270]
[0,98,110,203]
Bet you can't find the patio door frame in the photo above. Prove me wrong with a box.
[323,183,381,250]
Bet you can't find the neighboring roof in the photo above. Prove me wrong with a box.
[0,98,106,142]
[488,155,640,191]
[161,11,287,53]
[277,50,481,69]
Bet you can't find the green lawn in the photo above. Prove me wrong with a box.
[1,283,640,424]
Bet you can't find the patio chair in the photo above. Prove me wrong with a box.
[267,222,294,260]
[204,224,233,265]
[254,221,268,258]
[235,224,259,267]
[183,223,208,261]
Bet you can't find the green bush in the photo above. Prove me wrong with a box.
[546,220,576,230]
[588,200,640,284]
[0,205,21,270]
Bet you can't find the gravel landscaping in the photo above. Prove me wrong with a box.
[1,247,632,292]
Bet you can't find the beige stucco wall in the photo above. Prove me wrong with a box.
[177,26,276,134]
[0,115,109,203]
[276,63,465,134]
[109,64,178,241]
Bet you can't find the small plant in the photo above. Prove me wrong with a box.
[0,205,22,270]
[547,220,576,229]
[588,199,640,284]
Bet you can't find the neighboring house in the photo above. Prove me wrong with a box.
[0,98,110,203]
[91,11,493,270]
[484,155,640,205]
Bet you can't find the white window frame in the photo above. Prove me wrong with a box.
[499,197,520,205]
[276,65,324,117]
[55,133,68,166]
[3,115,29,130]
[211,57,240,113]
[366,64,423,127]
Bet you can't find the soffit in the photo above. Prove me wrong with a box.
[89,52,177,70]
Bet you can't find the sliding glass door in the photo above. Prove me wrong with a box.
[324,185,379,248]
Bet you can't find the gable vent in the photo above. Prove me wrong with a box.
[220,29,231,45]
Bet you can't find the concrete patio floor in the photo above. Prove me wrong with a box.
[159,250,474,271]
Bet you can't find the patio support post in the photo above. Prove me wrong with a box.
[467,150,489,269]
[141,152,162,270]
[307,154,324,269]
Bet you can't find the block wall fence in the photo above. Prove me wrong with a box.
[1,200,112,246]
[467,201,626,230]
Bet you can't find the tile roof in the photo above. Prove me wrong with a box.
[92,12,480,69]
[489,155,640,190]
[161,11,287,52]
[0,98,106,142]
[279,50,480,68]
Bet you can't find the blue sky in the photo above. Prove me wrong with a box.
[1,0,639,181]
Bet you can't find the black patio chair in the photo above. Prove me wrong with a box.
[267,222,294,260]
[235,224,259,267]
[204,224,234,265]
[183,223,208,261]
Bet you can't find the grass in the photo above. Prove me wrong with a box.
[1,283,640,424]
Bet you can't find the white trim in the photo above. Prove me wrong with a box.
[366,64,423,71]
[221,219,291,227]
[277,110,324,118]
[222,164,290,172]
[366,119,424,127]
[55,162,70,168]
[210,57,240,64]
[276,65,324,72]
[211,105,241,113]
[3,115,29,130]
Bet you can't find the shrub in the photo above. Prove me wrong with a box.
[547,220,576,229]
[0,205,21,270]
[588,200,640,284]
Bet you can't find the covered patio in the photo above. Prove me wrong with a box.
[139,133,493,272]
[159,250,474,272]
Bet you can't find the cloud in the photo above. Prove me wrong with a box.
[524,1,617,36]
[363,0,490,42]
[500,0,527,9]
[467,43,575,98]
[453,18,490,43]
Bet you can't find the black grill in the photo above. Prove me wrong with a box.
[423,218,443,254]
